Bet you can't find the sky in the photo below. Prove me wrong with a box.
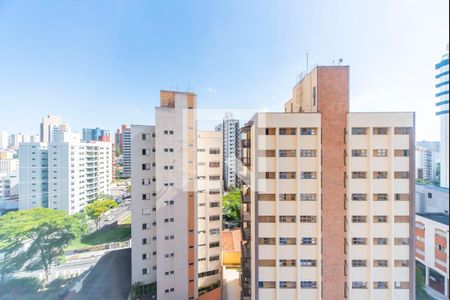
[0,0,448,141]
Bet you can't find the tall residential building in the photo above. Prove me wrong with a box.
[240,66,415,300]
[115,124,129,155]
[197,131,223,292]
[0,159,18,174]
[416,144,440,182]
[416,213,449,297]
[40,115,64,143]
[122,127,131,178]
[436,48,449,188]
[131,91,199,299]
[19,140,112,215]
[82,127,111,142]
[222,113,240,190]
[0,131,9,149]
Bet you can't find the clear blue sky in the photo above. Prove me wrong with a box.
[0,0,448,141]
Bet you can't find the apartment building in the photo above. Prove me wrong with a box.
[19,140,112,215]
[416,213,449,297]
[82,127,111,142]
[240,66,415,300]
[0,158,18,174]
[416,183,449,214]
[197,131,223,292]
[416,145,440,182]
[435,48,449,188]
[122,127,132,178]
[222,113,240,190]
[40,115,64,143]
[131,91,198,299]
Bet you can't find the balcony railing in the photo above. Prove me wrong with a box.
[241,157,251,167]
[241,139,251,148]
[242,228,251,241]
[242,212,251,222]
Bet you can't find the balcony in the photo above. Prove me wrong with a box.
[241,186,251,203]
[242,212,251,223]
[242,228,251,241]
[241,243,251,258]
[241,157,251,167]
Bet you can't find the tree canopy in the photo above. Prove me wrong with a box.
[84,198,118,230]
[222,187,241,224]
[0,208,86,281]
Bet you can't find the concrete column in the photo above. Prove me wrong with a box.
[425,266,430,286]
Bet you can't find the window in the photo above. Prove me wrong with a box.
[394,216,409,223]
[352,149,367,157]
[258,281,276,288]
[373,149,388,157]
[301,237,317,245]
[352,172,367,179]
[262,128,276,135]
[260,150,276,157]
[209,202,220,208]
[142,133,153,141]
[258,238,276,245]
[300,149,317,157]
[300,281,317,289]
[142,193,151,200]
[352,260,367,267]
[395,149,409,157]
[142,223,148,230]
[263,172,276,179]
[279,259,296,267]
[209,175,220,181]
[142,238,148,245]
[352,238,367,245]
[373,238,388,245]
[164,165,174,170]
[373,127,389,135]
[373,171,388,179]
[394,127,411,135]
[209,228,220,235]
[279,194,296,201]
[395,281,410,289]
[142,178,151,185]
[373,193,388,201]
[300,259,317,266]
[300,193,317,201]
[279,237,296,245]
[395,238,409,245]
[352,128,367,135]
[374,282,388,289]
[352,216,367,223]
[373,216,388,223]
[258,216,276,223]
[142,148,151,155]
[209,148,220,154]
[142,208,151,215]
[259,260,276,267]
[374,260,388,267]
[279,150,296,157]
[279,128,296,135]
[209,162,220,168]
[395,171,409,179]
[142,163,151,170]
[300,128,317,135]
[279,281,296,289]
[395,193,410,201]
[300,216,317,223]
[352,281,368,289]
[209,215,220,221]
[209,190,221,195]
[279,172,296,179]
[301,172,316,179]
[259,194,276,201]
[279,216,296,223]
[395,260,409,267]
[209,255,220,261]
[142,268,148,275]
[352,193,367,201]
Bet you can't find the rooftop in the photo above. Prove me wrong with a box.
[417,213,449,226]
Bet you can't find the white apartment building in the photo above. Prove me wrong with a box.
[0,159,18,174]
[131,91,198,300]
[197,131,223,292]
[222,114,240,190]
[416,213,449,297]
[122,128,131,178]
[40,115,64,143]
[240,66,415,300]
[416,146,440,182]
[0,131,8,149]
[0,172,18,201]
[19,140,112,215]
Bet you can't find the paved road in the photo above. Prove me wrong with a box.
[64,248,131,300]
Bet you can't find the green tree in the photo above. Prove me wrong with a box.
[84,198,118,230]
[222,188,241,224]
[416,266,428,299]
[0,209,86,281]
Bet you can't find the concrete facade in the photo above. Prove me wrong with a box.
[222,114,240,190]
[240,66,415,300]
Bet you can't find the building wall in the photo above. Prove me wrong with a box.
[197,131,223,290]
[130,125,157,285]
[40,115,63,143]
[415,184,449,214]
[155,91,198,300]
[222,116,240,189]
[0,159,18,174]
[122,129,131,178]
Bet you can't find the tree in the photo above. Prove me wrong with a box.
[0,209,86,281]
[222,188,241,224]
[416,266,428,299]
[84,198,118,230]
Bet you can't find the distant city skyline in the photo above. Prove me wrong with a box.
[0,0,448,141]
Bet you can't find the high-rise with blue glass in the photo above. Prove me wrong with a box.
[435,46,449,188]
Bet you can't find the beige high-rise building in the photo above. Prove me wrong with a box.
[131,91,199,300]
[197,131,223,293]
[240,66,415,300]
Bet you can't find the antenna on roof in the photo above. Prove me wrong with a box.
[338,58,343,66]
